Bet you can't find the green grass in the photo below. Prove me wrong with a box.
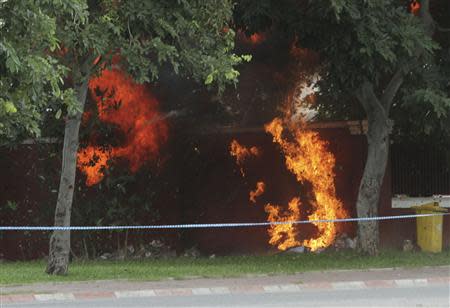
[1,250,449,285]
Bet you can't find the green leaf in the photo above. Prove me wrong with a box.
[4,101,17,114]
[205,73,214,85]
[241,54,252,62]
[55,109,62,119]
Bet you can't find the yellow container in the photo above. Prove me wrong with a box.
[412,203,448,253]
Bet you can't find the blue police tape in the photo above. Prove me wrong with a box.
[0,212,448,231]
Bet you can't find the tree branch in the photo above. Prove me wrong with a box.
[381,68,405,113]
[355,81,387,121]
[379,0,439,114]
[419,0,436,36]
[437,25,450,33]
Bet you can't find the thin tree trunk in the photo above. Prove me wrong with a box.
[46,78,89,275]
[355,82,393,255]
[352,0,435,255]
[355,115,390,255]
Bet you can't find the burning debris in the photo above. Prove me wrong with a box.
[77,67,168,186]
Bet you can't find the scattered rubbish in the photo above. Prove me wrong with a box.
[183,246,201,258]
[402,239,416,252]
[286,246,307,254]
[333,233,357,251]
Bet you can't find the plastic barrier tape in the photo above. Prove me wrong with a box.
[0,213,448,231]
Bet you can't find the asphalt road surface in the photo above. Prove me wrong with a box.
[4,284,449,307]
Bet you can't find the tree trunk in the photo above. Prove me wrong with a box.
[356,115,391,255]
[354,82,393,256]
[46,79,89,275]
[353,0,434,255]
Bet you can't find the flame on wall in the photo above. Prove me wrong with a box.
[250,181,266,203]
[230,139,260,176]
[265,198,302,250]
[230,116,347,252]
[265,118,347,251]
[77,67,168,186]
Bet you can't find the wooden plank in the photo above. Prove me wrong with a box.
[392,196,450,208]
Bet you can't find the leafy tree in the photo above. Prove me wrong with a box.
[2,0,246,275]
[299,0,448,254]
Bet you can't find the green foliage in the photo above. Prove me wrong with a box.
[233,0,305,36]
[1,0,246,143]
[0,0,84,142]
[288,0,449,146]
[118,0,247,92]
[299,0,436,91]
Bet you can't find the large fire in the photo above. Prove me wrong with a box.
[265,118,346,251]
[230,105,347,252]
[77,67,168,186]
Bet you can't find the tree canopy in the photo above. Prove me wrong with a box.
[0,1,83,141]
[0,0,247,143]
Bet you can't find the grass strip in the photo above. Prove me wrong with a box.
[1,249,449,285]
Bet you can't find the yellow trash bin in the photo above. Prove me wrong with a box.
[412,203,448,253]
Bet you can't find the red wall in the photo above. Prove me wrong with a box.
[1,128,448,260]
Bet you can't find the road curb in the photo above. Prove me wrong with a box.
[1,277,449,304]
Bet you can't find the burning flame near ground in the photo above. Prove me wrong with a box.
[230,139,260,176]
[230,117,347,251]
[77,68,168,186]
[265,198,302,250]
[265,118,346,251]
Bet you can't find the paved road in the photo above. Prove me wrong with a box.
[4,284,449,307]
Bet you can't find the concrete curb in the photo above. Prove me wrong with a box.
[1,277,449,304]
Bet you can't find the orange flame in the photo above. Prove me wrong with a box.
[249,33,265,45]
[265,198,302,250]
[237,30,266,46]
[249,181,266,203]
[264,118,346,251]
[77,67,168,186]
[230,139,259,176]
[410,0,420,15]
[77,147,111,186]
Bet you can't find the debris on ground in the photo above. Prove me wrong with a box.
[333,233,357,251]
[182,246,201,258]
[286,246,307,254]
[402,239,416,252]
[98,239,176,260]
